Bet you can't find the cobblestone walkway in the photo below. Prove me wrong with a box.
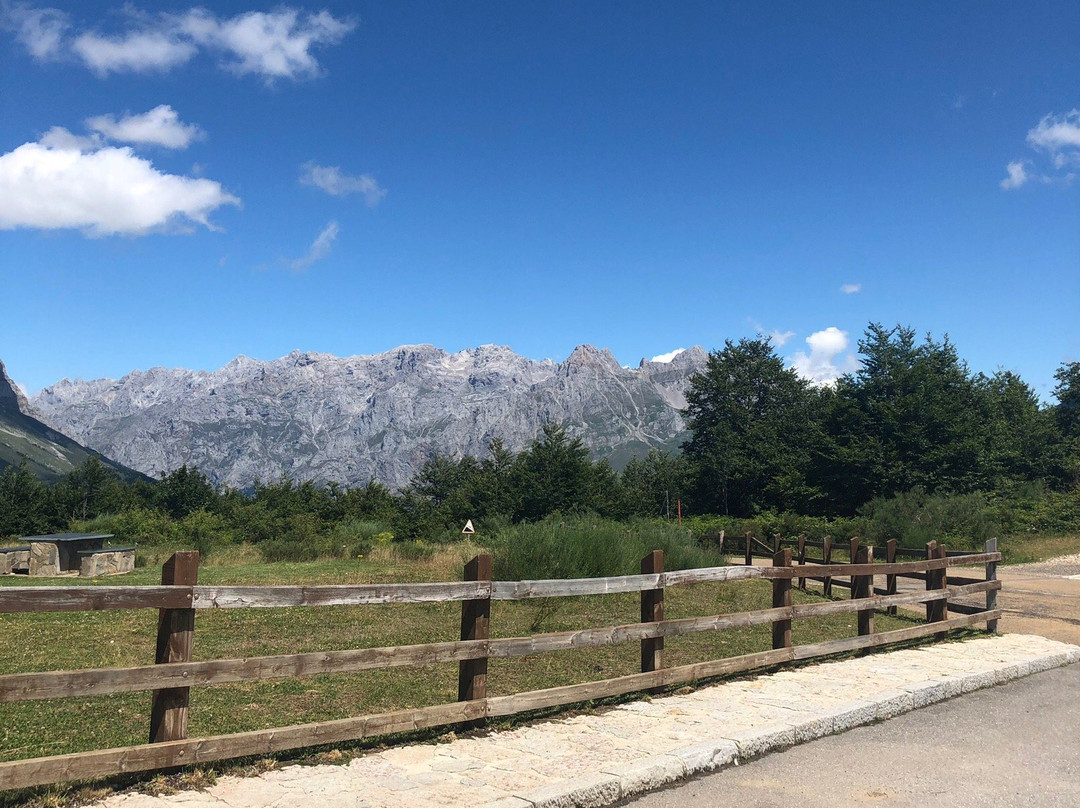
[90,634,1080,808]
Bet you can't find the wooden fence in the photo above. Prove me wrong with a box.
[0,543,1001,792]
[714,532,998,618]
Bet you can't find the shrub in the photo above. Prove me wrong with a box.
[683,512,865,546]
[71,507,179,546]
[490,515,722,581]
[858,488,999,550]
[258,539,320,563]
[326,519,393,558]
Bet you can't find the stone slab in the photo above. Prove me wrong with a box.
[83,634,1079,808]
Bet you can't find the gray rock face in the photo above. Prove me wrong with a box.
[29,344,708,490]
[0,359,30,415]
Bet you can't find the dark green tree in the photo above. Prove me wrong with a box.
[55,456,127,521]
[155,465,217,520]
[0,460,52,537]
[1051,361,1080,486]
[820,324,991,512]
[516,423,599,519]
[977,370,1062,490]
[682,337,822,516]
[620,450,691,518]
[1053,361,1080,438]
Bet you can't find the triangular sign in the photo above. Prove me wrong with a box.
[461,519,475,535]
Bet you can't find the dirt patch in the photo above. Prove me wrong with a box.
[993,558,1080,645]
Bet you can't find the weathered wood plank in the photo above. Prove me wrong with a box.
[489,566,762,599]
[760,553,999,579]
[0,700,486,791]
[192,581,490,608]
[660,566,764,586]
[0,586,192,614]
[491,575,661,600]
[0,640,491,703]
[792,611,1001,660]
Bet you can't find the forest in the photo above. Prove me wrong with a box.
[2,324,1077,559]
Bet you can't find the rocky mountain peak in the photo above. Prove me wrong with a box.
[562,344,623,374]
[0,359,29,415]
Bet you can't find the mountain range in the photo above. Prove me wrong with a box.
[27,344,709,490]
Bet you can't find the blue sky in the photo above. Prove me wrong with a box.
[1,1,1077,400]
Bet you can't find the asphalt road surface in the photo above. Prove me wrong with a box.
[623,662,1080,808]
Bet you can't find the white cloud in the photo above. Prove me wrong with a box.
[3,5,355,80]
[1026,110,1080,155]
[788,327,858,386]
[1002,110,1080,190]
[1000,160,1030,190]
[178,9,354,80]
[290,220,339,270]
[300,162,386,206]
[0,137,239,236]
[87,105,203,149]
[768,330,795,348]
[72,29,196,74]
[38,125,101,151]
[650,348,686,363]
[2,2,68,58]
[840,283,861,294]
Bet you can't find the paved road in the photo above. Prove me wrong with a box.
[624,662,1080,808]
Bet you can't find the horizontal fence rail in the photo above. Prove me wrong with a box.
[0,537,1002,792]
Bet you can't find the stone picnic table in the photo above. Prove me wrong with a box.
[0,533,135,577]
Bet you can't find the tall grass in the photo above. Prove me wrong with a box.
[488,515,722,580]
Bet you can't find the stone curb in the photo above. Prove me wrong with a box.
[484,638,1080,808]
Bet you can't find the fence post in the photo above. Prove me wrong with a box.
[885,539,898,616]
[716,529,725,556]
[458,553,493,708]
[772,548,792,650]
[985,538,998,633]
[848,537,860,599]
[796,534,807,591]
[773,533,782,554]
[936,543,949,640]
[924,540,937,624]
[149,551,199,744]
[744,532,753,567]
[640,550,664,673]
[823,535,833,599]
[925,541,949,640]
[854,545,874,636]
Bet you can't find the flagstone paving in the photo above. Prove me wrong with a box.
[86,634,1080,808]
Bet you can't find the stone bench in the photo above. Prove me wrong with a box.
[77,546,136,577]
[0,546,31,575]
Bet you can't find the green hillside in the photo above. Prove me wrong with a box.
[0,361,146,483]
